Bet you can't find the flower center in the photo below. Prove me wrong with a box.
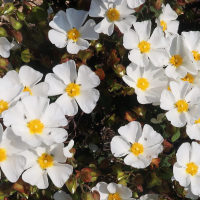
[167,86,171,91]
[192,50,200,61]
[160,20,167,31]
[138,41,151,53]
[108,193,121,200]
[107,8,120,22]
[66,83,80,97]
[0,100,9,114]
[136,78,149,91]
[181,73,194,84]
[27,119,44,134]
[23,86,33,95]
[170,55,183,67]
[195,118,200,124]
[37,153,53,169]
[175,99,188,113]
[67,28,80,42]
[0,148,7,162]
[130,142,144,156]
[186,162,198,176]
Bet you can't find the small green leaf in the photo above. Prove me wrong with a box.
[21,49,32,63]
[171,130,181,142]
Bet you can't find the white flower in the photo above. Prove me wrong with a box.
[0,78,23,118]
[0,124,28,182]
[165,35,197,79]
[182,31,200,69]
[156,4,179,37]
[22,143,73,189]
[3,65,49,97]
[137,194,159,200]
[111,121,164,169]
[54,191,72,200]
[173,142,200,196]
[45,60,100,116]
[89,0,136,36]
[186,116,200,141]
[122,62,168,104]
[185,185,199,200]
[160,81,200,127]
[126,0,145,9]
[102,0,123,4]
[123,21,168,67]
[64,140,74,158]
[92,182,132,200]
[3,96,68,147]
[48,8,99,54]
[151,113,165,124]
[0,37,11,58]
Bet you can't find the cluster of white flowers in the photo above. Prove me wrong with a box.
[1,0,200,199]
[0,59,100,190]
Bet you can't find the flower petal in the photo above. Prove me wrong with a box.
[1,155,26,182]
[47,163,73,188]
[0,37,11,58]
[76,65,100,90]
[89,0,107,17]
[111,136,131,157]
[22,164,49,189]
[54,191,72,200]
[67,38,89,54]
[31,82,49,97]
[123,29,139,50]
[94,18,114,36]
[75,89,99,114]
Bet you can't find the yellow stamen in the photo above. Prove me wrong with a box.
[175,99,188,113]
[27,119,44,134]
[130,143,144,156]
[167,86,171,91]
[108,193,121,200]
[170,55,183,67]
[192,50,200,61]
[37,153,53,169]
[66,83,80,97]
[0,100,9,114]
[195,118,200,124]
[186,162,198,176]
[138,41,151,53]
[67,28,80,42]
[0,148,7,162]
[136,78,149,91]
[23,86,33,95]
[160,20,167,31]
[181,73,194,84]
[107,8,120,22]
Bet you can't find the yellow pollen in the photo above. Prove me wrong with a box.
[186,162,198,176]
[37,153,53,169]
[23,86,32,95]
[0,100,9,114]
[167,86,171,91]
[0,148,7,162]
[181,73,194,84]
[138,41,151,53]
[175,99,188,113]
[27,119,44,134]
[108,193,121,200]
[192,50,200,61]
[107,8,120,21]
[170,55,183,67]
[195,118,200,124]
[160,20,167,31]
[130,142,144,156]
[66,83,80,97]
[136,78,149,91]
[67,28,80,42]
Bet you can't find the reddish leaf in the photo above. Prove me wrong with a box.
[163,140,173,153]
[151,158,160,168]
[134,3,144,12]
[154,0,164,10]
[95,68,105,81]
[124,111,137,122]
[108,49,120,67]
[12,178,30,195]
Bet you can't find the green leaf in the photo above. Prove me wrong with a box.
[9,16,22,30]
[21,49,32,63]
[32,6,48,21]
[147,173,162,188]
[171,130,181,142]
